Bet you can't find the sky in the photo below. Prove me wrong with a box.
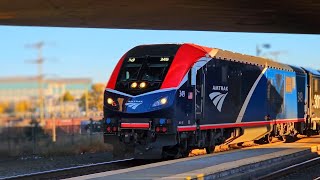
[0,25,319,83]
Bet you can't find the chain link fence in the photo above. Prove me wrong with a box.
[0,117,111,160]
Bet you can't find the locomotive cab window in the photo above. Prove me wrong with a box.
[121,63,142,81]
[119,57,144,81]
[118,56,172,82]
[142,63,168,81]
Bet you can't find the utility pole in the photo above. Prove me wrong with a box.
[25,41,45,124]
[256,44,271,56]
[263,51,287,61]
[85,88,89,117]
[52,115,56,142]
[60,82,64,118]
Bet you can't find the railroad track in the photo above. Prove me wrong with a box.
[0,140,294,180]
[0,141,274,180]
[257,156,320,180]
[1,158,157,180]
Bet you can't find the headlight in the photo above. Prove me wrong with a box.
[152,97,168,107]
[107,98,114,105]
[160,97,167,104]
[131,82,137,88]
[139,82,146,88]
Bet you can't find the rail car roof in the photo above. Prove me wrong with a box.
[303,67,320,76]
[288,65,306,74]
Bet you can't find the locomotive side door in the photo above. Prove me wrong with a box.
[191,60,208,128]
[196,68,206,123]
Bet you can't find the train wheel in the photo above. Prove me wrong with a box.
[306,129,312,137]
[282,135,288,142]
[282,135,295,143]
[265,133,273,144]
[163,146,180,159]
[181,149,191,158]
[237,142,244,146]
[205,146,215,154]
[206,131,215,154]
[283,134,299,143]
[179,140,190,158]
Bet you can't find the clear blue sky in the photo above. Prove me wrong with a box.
[0,25,319,83]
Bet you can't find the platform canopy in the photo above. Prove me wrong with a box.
[0,0,319,34]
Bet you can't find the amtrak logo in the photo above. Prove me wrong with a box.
[125,100,142,109]
[209,86,228,112]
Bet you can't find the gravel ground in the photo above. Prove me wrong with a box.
[0,152,113,178]
[278,162,320,180]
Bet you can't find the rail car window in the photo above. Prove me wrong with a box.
[314,79,319,93]
[285,76,293,93]
[268,74,284,114]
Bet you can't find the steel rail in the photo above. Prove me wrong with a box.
[257,156,320,180]
[1,158,143,180]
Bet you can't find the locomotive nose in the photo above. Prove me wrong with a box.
[104,89,175,114]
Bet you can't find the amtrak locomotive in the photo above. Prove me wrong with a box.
[103,43,320,159]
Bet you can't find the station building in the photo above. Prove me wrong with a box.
[0,76,92,117]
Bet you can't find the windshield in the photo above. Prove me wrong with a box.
[118,56,172,82]
[120,63,142,81]
[142,63,168,81]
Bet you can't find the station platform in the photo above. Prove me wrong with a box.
[71,136,320,180]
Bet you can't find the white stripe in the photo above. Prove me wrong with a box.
[177,72,189,88]
[105,88,176,97]
[209,92,221,100]
[191,57,211,85]
[217,93,228,112]
[212,93,224,106]
[236,67,268,123]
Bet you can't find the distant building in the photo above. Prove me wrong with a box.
[0,76,92,117]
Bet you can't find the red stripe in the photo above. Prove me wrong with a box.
[161,44,208,89]
[177,126,197,131]
[106,53,127,89]
[177,118,305,132]
[273,118,305,124]
[121,123,149,129]
[200,121,269,130]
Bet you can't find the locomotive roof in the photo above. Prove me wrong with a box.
[107,43,298,89]
[187,43,294,72]
[137,43,294,72]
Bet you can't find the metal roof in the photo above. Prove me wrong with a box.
[212,48,293,71]
[303,67,320,76]
[0,1,319,34]
[186,43,294,71]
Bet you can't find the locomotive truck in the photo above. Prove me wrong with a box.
[103,43,320,159]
